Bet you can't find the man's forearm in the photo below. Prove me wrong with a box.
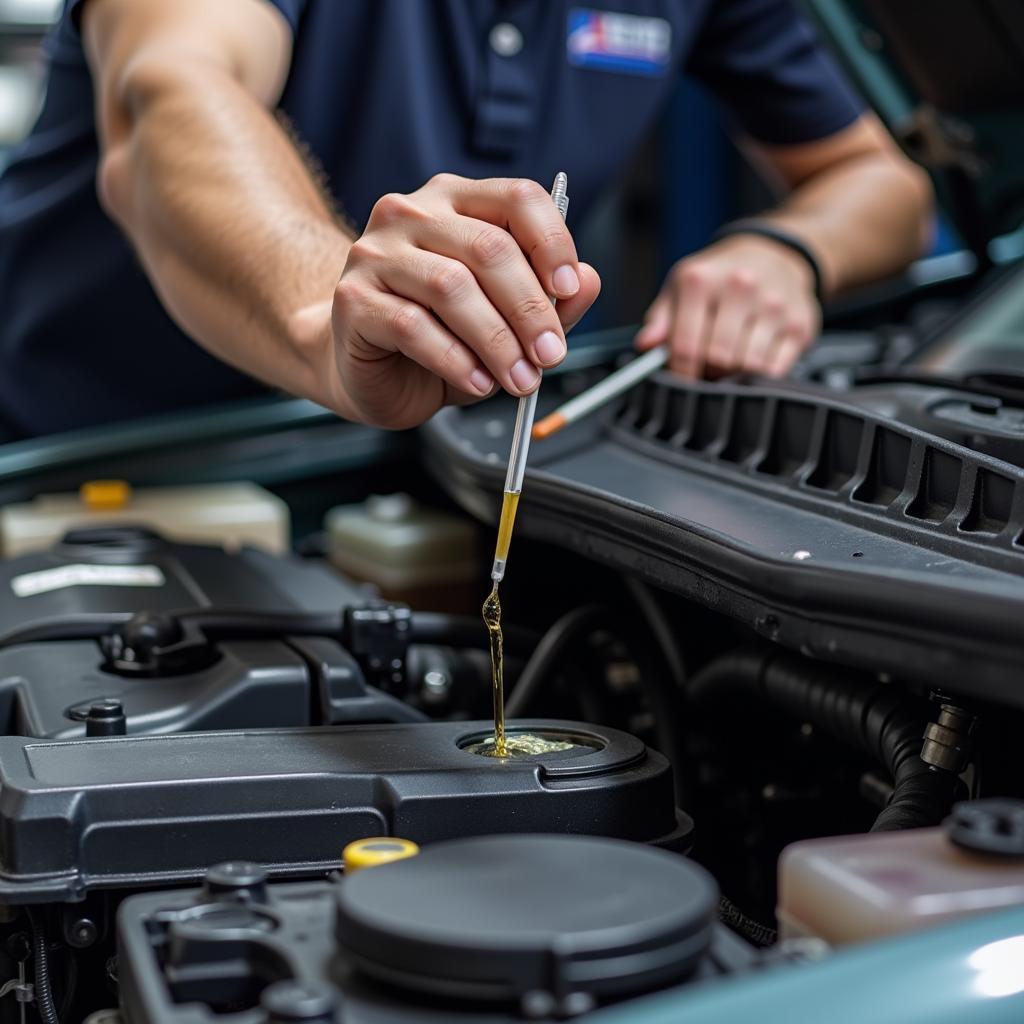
[99,62,354,413]
[760,152,933,300]
[744,116,934,300]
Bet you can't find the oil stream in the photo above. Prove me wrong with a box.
[478,491,577,759]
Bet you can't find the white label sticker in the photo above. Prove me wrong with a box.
[11,564,166,598]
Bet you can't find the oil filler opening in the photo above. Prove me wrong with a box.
[458,728,604,759]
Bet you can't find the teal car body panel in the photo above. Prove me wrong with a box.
[592,908,1024,1024]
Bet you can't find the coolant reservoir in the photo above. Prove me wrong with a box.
[0,481,289,556]
[778,800,1024,946]
[326,494,478,612]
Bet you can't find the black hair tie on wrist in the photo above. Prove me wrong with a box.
[710,219,825,305]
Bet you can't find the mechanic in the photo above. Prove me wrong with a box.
[0,1,932,440]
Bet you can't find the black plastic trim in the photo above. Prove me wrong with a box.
[421,380,1024,701]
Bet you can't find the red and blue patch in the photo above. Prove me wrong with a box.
[567,8,672,77]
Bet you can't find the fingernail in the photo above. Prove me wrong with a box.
[552,265,580,298]
[534,330,565,364]
[510,358,540,392]
[470,368,494,395]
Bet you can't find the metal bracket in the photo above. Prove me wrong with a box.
[0,977,34,1003]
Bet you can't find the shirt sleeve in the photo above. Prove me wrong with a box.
[685,0,865,146]
[256,0,306,35]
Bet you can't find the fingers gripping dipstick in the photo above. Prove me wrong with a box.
[489,171,569,585]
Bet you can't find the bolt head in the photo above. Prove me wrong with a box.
[203,861,268,902]
[68,917,98,948]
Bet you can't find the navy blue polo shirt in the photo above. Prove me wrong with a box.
[0,0,862,438]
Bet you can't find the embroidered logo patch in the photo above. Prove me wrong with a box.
[567,9,672,77]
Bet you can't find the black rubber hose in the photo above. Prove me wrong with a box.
[25,909,59,1024]
[501,588,688,793]
[617,577,688,800]
[718,894,778,949]
[621,576,686,693]
[504,583,688,721]
[505,606,608,717]
[686,650,965,832]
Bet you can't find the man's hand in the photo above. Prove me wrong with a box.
[635,114,932,382]
[635,234,819,379]
[328,174,600,429]
[84,3,599,430]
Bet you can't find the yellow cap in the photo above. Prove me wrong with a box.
[343,837,420,873]
[80,480,133,511]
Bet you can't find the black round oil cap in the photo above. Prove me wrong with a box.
[334,835,717,1008]
[947,800,1024,857]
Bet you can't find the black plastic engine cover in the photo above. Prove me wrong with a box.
[0,528,364,632]
[0,531,424,737]
[0,719,688,904]
[422,376,1024,703]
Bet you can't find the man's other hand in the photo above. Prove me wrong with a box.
[329,174,601,430]
[635,233,819,380]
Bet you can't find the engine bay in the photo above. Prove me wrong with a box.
[0,304,1021,1023]
[1,0,1023,1020]
[0,262,1021,1022]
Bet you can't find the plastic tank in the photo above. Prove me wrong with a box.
[778,801,1024,946]
[0,480,289,555]
[326,493,478,612]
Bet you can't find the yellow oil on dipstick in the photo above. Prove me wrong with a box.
[480,490,521,757]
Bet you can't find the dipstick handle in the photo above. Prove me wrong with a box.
[491,171,569,581]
